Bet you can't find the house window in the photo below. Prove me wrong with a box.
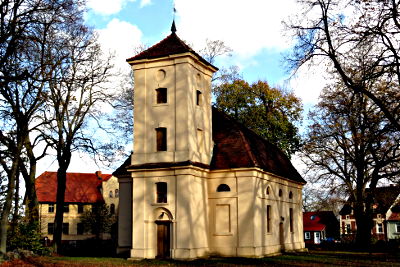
[48,223,54,234]
[156,182,167,203]
[156,88,167,104]
[156,127,167,151]
[346,224,351,234]
[289,191,293,199]
[196,90,202,105]
[48,203,55,213]
[377,214,381,219]
[115,189,119,198]
[109,190,113,198]
[110,204,115,215]
[216,184,230,192]
[62,223,69,235]
[266,205,271,233]
[279,189,282,197]
[289,208,294,233]
[63,204,69,213]
[78,204,84,214]
[77,223,84,235]
[346,215,350,220]
[376,223,383,233]
[396,223,400,233]
[305,232,311,240]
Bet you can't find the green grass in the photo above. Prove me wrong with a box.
[2,250,400,267]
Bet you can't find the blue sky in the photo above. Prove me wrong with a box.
[37,0,329,174]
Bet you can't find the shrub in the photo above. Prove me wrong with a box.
[7,221,51,255]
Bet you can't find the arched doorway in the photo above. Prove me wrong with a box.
[153,208,173,259]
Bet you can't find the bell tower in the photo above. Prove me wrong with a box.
[127,24,218,167]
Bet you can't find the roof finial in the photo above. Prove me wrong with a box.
[171,3,177,33]
[171,20,177,33]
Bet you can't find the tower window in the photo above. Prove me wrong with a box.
[196,90,202,105]
[156,127,167,151]
[156,182,167,203]
[289,191,293,199]
[216,184,230,192]
[156,88,167,104]
[279,189,282,197]
[115,189,119,198]
[78,204,84,214]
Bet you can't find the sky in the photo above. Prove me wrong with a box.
[36,0,329,175]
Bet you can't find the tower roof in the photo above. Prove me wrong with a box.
[126,32,217,70]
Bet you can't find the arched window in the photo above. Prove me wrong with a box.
[266,186,270,195]
[115,189,119,198]
[279,189,282,197]
[289,191,293,199]
[216,184,230,192]
[109,190,113,198]
[110,204,115,215]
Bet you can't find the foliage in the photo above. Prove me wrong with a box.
[80,204,116,239]
[286,0,400,132]
[7,221,50,256]
[214,79,303,156]
[302,81,400,247]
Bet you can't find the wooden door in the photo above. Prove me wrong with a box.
[156,221,170,258]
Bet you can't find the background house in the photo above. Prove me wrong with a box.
[35,171,119,244]
[339,185,400,241]
[303,211,339,245]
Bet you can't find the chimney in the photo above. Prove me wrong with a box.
[95,171,102,180]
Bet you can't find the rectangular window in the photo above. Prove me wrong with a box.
[346,224,351,234]
[156,88,167,104]
[377,223,383,233]
[396,223,400,233]
[196,90,202,105]
[289,208,294,233]
[266,205,271,233]
[305,232,310,240]
[77,223,84,235]
[48,203,55,213]
[156,182,167,203]
[63,204,69,213]
[62,223,69,235]
[48,223,54,234]
[156,127,167,151]
[78,204,84,214]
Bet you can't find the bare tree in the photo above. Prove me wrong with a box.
[41,5,114,252]
[286,0,400,131]
[302,81,400,247]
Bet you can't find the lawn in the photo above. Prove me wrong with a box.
[1,250,399,266]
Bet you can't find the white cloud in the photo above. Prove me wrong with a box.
[175,0,301,59]
[97,18,143,71]
[140,0,152,8]
[87,0,136,15]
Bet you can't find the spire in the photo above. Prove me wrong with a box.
[171,20,177,33]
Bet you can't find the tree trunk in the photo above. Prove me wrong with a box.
[0,159,19,255]
[53,147,71,254]
[11,173,20,234]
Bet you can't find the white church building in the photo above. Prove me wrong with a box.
[114,23,306,259]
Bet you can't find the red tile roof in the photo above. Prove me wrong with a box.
[388,212,400,221]
[35,171,112,203]
[114,108,305,184]
[126,32,217,70]
[303,211,332,231]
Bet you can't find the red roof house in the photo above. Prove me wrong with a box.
[36,171,112,203]
[303,211,339,245]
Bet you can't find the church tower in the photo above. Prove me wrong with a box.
[127,24,218,167]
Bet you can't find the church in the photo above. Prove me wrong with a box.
[114,23,306,259]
